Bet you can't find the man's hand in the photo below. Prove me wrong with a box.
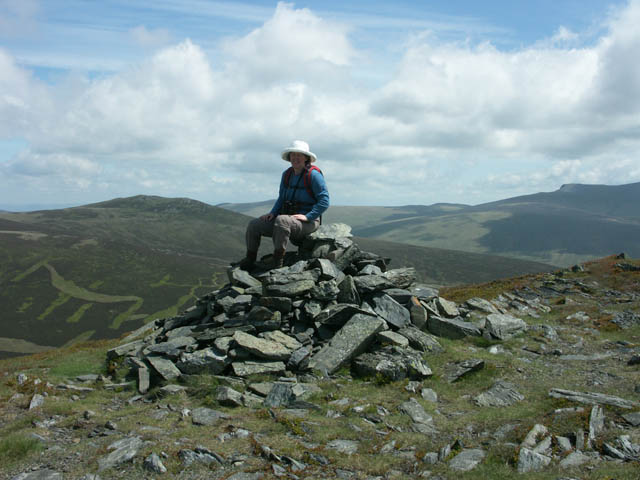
[260,213,275,221]
[291,214,308,222]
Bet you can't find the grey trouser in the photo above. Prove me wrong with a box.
[246,215,320,252]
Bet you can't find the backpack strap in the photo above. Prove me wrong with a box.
[303,165,323,201]
[283,166,294,188]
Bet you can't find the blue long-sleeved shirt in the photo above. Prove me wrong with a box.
[270,167,330,222]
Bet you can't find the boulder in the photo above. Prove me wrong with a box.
[427,316,481,339]
[308,315,386,374]
[484,313,527,340]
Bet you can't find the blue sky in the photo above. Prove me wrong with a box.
[1,0,639,209]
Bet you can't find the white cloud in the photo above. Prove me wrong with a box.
[129,25,173,48]
[1,1,640,206]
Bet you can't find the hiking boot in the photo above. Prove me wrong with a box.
[267,249,286,270]
[237,250,257,271]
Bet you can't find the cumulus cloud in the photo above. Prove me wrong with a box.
[2,1,640,206]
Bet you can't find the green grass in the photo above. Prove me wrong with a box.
[0,433,45,468]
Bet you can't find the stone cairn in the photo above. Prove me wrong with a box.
[108,223,529,398]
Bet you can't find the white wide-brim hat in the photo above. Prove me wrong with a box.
[281,140,317,163]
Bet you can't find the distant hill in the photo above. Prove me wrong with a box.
[221,182,640,266]
[0,195,554,357]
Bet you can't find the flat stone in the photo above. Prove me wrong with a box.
[337,275,360,304]
[10,470,63,480]
[177,348,230,375]
[307,223,352,240]
[228,267,262,289]
[448,449,486,472]
[231,361,286,377]
[192,407,230,426]
[287,346,312,370]
[178,447,223,466]
[352,347,432,381]
[474,380,524,407]
[263,279,316,297]
[371,294,411,329]
[588,405,605,447]
[444,359,484,383]
[410,284,439,301]
[143,453,167,474]
[377,330,409,347]
[399,398,434,426]
[263,383,295,408]
[621,412,640,426]
[409,297,428,329]
[397,327,443,353]
[315,304,371,326]
[29,394,45,410]
[353,275,395,294]
[233,331,292,361]
[559,451,591,469]
[259,296,293,314]
[308,314,386,374]
[521,424,548,449]
[245,306,282,332]
[107,340,145,360]
[484,313,527,340]
[326,439,359,455]
[98,436,143,471]
[427,316,481,339]
[421,388,438,403]
[146,356,181,381]
[549,388,639,409]
[216,386,244,407]
[137,366,150,394]
[159,384,187,396]
[436,297,459,317]
[261,330,303,351]
[557,436,573,452]
[466,298,500,314]
[517,448,551,473]
[383,268,416,289]
[311,280,340,301]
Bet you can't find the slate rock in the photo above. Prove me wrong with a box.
[158,384,187,396]
[107,340,145,360]
[352,347,432,381]
[548,388,639,409]
[588,405,605,447]
[448,449,486,472]
[484,313,527,340]
[147,356,181,381]
[409,297,428,329]
[29,394,45,410]
[216,386,244,407]
[466,298,500,314]
[228,267,262,289]
[315,304,371,327]
[98,436,143,471]
[371,294,411,329]
[143,453,167,474]
[621,412,640,426]
[137,366,150,394]
[263,383,295,408]
[308,314,386,374]
[245,306,282,331]
[444,359,484,383]
[178,447,224,466]
[559,451,591,469]
[353,275,395,294]
[397,327,443,353]
[421,388,438,403]
[261,330,303,351]
[436,297,459,317]
[474,380,524,407]
[326,439,359,455]
[427,316,481,339]
[231,361,286,377]
[517,448,551,473]
[383,268,416,289]
[192,407,230,426]
[177,348,229,375]
[287,346,312,370]
[311,280,340,301]
[337,275,360,304]
[377,330,409,347]
[233,331,291,361]
[399,398,434,427]
[307,223,352,240]
[10,471,63,480]
[259,296,292,314]
[263,279,316,297]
